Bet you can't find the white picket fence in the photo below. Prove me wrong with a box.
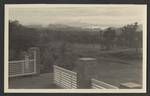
[9,59,36,77]
[91,79,118,89]
[54,65,77,89]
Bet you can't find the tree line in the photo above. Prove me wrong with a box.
[9,20,142,60]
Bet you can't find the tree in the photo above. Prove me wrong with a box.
[102,27,116,50]
[9,20,40,60]
[121,22,140,48]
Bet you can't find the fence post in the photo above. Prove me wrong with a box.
[75,58,97,88]
[24,55,30,73]
[28,47,40,74]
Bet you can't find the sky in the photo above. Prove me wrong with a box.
[9,5,146,28]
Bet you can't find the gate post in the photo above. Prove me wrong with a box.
[75,58,97,88]
[28,47,40,74]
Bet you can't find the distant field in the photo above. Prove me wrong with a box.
[71,43,142,60]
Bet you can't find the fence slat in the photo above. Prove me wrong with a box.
[54,65,77,89]
[9,59,36,77]
[91,79,118,89]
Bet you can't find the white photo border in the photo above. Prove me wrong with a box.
[4,4,147,93]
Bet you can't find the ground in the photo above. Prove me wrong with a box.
[91,58,142,87]
[9,73,60,89]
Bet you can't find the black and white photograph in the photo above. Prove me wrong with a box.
[4,4,147,93]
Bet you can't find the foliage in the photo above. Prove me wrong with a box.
[9,20,40,60]
[9,20,142,72]
[102,27,116,50]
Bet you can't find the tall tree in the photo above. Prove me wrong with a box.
[121,22,140,48]
[102,27,116,50]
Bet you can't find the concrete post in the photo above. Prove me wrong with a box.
[75,58,97,88]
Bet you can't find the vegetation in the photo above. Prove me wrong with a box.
[9,20,142,72]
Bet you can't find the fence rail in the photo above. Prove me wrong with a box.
[54,65,77,89]
[91,79,118,89]
[9,59,36,77]
[9,59,34,63]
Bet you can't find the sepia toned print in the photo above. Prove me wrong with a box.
[4,4,147,93]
